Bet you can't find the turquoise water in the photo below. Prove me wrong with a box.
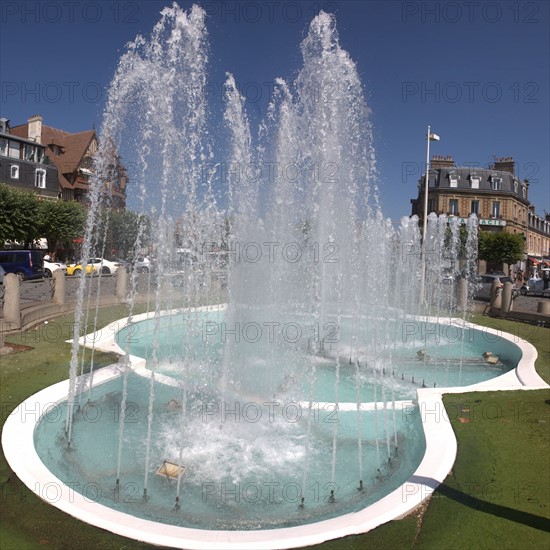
[115,312,518,401]
[34,372,425,529]
[33,313,518,530]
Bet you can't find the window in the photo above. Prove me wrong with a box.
[513,180,518,193]
[470,174,480,189]
[471,200,479,215]
[8,140,20,159]
[491,176,502,190]
[522,185,527,198]
[35,168,46,188]
[449,172,459,188]
[10,164,19,179]
[0,138,7,156]
[492,201,500,218]
[428,198,436,213]
[24,144,36,162]
[449,199,459,215]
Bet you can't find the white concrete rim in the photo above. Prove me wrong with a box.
[2,316,548,549]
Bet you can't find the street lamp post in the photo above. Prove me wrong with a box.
[419,126,439,309]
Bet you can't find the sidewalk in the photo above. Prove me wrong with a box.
[0,272,162,335]
[2,292,548,336]
[478,294,550,326]
[0,292,154,335]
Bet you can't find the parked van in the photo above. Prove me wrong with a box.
[0,250,44,280]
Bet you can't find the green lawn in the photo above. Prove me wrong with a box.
[417,389,550,549]
[0,309,548,549]
[469,314,550,385]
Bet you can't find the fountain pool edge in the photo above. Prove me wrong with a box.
[2,316,548,550]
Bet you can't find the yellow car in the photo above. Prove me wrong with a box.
[66,261,97,276]
[67,258,121,276]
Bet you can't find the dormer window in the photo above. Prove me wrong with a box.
[513,180,519,193]
[522,185,527,198]
[490,175,502,190]
[8,139,20,159]
[469,174,480,189]
[448,171,459,188]
[35,168,46,188]
[49,144,62,155]
[24,144,37,162]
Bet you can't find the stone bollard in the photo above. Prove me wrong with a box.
[457,277,468,312]
[489,280,502,309]
[3,273,21,326]
[537,301,550,315]
[501,282,513,314]
[116,267,128,301]
[51,269,66,304]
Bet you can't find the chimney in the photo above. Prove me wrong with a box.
[431,155,455,169]
[0,118,9,134]
[493,156,515,175]
[28,115,43,143]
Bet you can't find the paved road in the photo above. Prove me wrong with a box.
[474,293,549,314]
[12,277,549,312]
[9,272,226,308]
[17,275,117,305]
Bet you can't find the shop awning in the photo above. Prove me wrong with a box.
[529,258,541,265]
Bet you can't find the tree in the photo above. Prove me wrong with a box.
[0,184,41,247]
[104,209,151,259]
[478,231,525,268]
[37,200,87,252]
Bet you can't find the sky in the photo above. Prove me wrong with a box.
[1,0,549,222]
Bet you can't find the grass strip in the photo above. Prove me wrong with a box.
[416,389,550,549]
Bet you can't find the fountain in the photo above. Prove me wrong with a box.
[2,4,545,549]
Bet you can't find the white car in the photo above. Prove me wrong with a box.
[88,258,121,276]
[43,260,67,277]
[474,274,517,300]
[67,258,121,276]
[134,256,155,273]
[526,268,550,295]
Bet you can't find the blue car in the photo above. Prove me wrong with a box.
[0,250,45,281]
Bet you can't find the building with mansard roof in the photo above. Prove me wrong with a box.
[411,155,549,274]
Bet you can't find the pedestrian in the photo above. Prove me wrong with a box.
[516,269,523,286]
